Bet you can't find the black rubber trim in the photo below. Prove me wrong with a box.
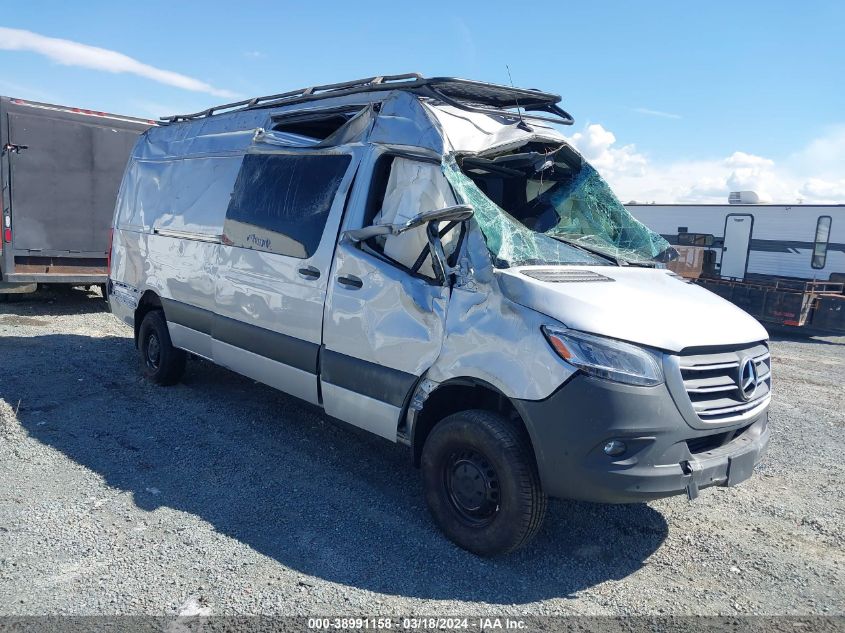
[161,298,318,374]
[158,299,415,401]
[161,298,213,335]
[213,313,319,374]
[320,346,417,408]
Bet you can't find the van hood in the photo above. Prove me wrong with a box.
[497,267,768,352]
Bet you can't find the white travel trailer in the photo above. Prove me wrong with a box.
[627,202,845,282]
[109,74,772,555]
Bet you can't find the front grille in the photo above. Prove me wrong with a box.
[686,422,753,454]
[679,343,771,422]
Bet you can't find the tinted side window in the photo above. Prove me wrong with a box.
[224,153,351,258]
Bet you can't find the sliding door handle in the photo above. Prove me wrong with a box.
[337,274,363,289]
[298,266,321,280]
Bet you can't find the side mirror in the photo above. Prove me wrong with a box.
[402,204,474,231]
[345,204,473,243]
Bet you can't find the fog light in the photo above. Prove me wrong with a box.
[603,440,627,457]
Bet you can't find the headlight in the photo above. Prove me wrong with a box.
[542,326,664,387]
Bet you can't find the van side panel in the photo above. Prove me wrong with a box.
[210,148,362,406]
[107,227,140,328]
[112,144,245,358]
[212,338,319,405]
[424,228,577,402]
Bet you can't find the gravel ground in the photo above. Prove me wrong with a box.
[0,286,843,616]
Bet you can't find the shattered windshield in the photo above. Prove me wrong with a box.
[443,158,610,268]
[443,145,671,268]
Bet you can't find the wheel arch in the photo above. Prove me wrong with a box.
[409,377,538,468]
[133,290,163,347]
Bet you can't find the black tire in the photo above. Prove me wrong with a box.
[138,310,186,385]
[421,409,547,556]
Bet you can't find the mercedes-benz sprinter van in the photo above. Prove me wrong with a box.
[108,74,771,555]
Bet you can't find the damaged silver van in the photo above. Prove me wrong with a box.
[108,74,771,555]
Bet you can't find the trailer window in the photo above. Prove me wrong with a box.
[812,215,832,269]
[224,153,351,258]
[678,232,715,247]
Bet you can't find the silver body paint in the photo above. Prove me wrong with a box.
[110,87,767,449]
[497,266,768,352]
[422,226,574,400]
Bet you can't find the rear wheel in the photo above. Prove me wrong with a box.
[138,310,186,385]
[421,409,547,556]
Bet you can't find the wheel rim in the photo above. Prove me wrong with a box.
[444,449,500,527]
[145,332,161,370]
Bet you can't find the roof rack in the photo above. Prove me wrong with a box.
[161,73,574,126]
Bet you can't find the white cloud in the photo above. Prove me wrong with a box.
[634,107,682,120]
[0,27,237,98]
[569,124,648,178]
[243,50,266,59]
[791,125,845,179]
[798,178,845,203]
[566,123,845,204]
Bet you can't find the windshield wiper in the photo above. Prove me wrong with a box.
[548,234,624,266]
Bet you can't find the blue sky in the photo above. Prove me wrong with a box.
[2,1,844,203]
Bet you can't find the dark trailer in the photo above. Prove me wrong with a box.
[1,97,152,296]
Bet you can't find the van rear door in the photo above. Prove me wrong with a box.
[212,148,360,405]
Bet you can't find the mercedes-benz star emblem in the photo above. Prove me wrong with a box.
[739,357,759,401]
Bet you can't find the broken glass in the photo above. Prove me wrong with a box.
[542,162,670,263]
[442,158,610,268]
[443,149,671,268]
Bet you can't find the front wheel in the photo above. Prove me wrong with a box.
[421,410,547,556]
[138,310,186,386]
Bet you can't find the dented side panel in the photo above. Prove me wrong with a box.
[324,240,450,374]
[319,146,452,440]
[425,226,576,401]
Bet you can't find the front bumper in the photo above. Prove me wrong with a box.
[513,374,770,503]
